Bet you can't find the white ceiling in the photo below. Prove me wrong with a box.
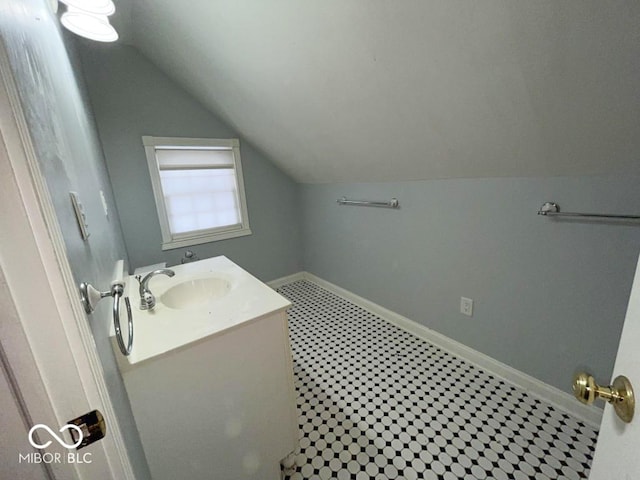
[115,1,639,183]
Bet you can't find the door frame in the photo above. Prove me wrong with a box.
[0,38,135,479]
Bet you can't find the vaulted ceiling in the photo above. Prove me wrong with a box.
[112,1,640,183]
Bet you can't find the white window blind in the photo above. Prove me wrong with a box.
[159,168,240,234]
[143,137,251,250]
[155,148,235,169]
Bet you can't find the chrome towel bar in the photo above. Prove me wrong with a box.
[337,197,400,209]
[538,202,640,221]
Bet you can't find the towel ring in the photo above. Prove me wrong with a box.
[111,284,133,355]
[80,281,134,356]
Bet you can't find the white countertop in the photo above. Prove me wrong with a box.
[114,256,291,365]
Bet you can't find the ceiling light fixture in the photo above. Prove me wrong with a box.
[58,0,118,43]
[59,0,115,16]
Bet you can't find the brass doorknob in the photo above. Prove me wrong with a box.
[573,372,635,423]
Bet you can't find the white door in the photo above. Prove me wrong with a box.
[0,40,135,479]
[0,358,49,480]
[588,253,640,479]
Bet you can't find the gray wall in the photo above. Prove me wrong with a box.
[9,0,635,430]
[0,2,150,479]
[302,176,640,393]
[79,45,302,279]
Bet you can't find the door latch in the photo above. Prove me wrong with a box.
[67,409,106,450]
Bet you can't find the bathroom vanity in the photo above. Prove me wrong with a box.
[113,256,297,480]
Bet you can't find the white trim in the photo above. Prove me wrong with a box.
[0,40,135,479]
[270,271,603,428]
[142,135,239,148]
[143,136,252,249]
[144,142,173,244]
[160,226,252,250]
[267,272,306,290]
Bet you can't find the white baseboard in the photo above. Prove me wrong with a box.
[267,271,306,290]
[269,271,603,428]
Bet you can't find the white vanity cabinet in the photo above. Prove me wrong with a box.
[113,257,298,480]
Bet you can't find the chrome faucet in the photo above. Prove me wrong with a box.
[135,269,175,310]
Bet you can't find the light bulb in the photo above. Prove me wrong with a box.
[60,7,118,42]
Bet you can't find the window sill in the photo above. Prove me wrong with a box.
[161,227,252,251]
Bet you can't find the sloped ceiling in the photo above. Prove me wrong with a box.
[118,1,639,183]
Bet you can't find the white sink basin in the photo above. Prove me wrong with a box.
[161,277,231,309]
[119,256,292,365]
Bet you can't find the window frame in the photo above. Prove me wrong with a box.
[142,136,251,250]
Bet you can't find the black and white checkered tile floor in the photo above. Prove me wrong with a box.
[278,280,598,480]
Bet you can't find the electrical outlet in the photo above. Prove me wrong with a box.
[460,297,473,317]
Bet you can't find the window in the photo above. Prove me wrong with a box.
[143,136,251,250]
